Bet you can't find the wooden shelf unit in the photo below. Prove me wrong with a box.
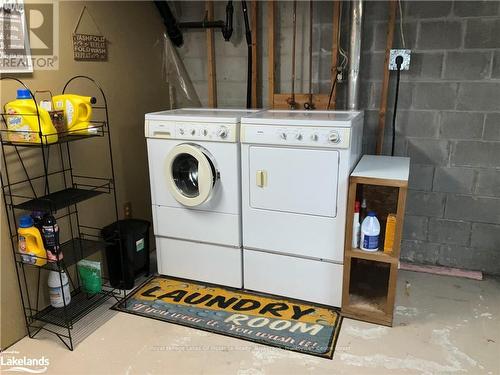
[342,155,410,326]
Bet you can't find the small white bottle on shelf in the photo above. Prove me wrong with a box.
[48,270,71,308]
[352,201,361,248]
[360,211,380,252]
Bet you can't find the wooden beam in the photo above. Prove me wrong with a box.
[330,1,341,109]
[206,0,217,108]
[251,0,258,108]
[376,1,397,154]
[267,0,275,108]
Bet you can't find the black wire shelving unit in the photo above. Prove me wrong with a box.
[1,76,127,350]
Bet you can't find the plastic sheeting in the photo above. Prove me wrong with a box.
[162,32,201,109]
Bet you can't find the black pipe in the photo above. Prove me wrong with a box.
[242,1,252,108]
[154,1,183,47]
[178,20,225,29]
[177,1,233,42]
[222,1,234,41]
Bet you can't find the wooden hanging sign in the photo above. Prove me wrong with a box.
[72,6,107,61]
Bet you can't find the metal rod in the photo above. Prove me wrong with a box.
[0,77,39,336]
[44,145,50,195]
[287,1,298,109]
[329,0,342,110]
[58,141,78,291]
[347,0,363,110]
[64,140,84,286]
[14,146,37,197]
[20,263,34,322]
[35,267,41,314]
[7,168,72,188]
[305,0,314,110]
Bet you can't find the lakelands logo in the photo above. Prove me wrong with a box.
[0,350,49,373]
[1,0,59,72]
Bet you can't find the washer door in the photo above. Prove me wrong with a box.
[166,144,218,207]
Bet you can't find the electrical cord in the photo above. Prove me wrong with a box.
[241,1,252,109]
[391,55,404,156]
[327,69,338,110]
[398,0,406,48]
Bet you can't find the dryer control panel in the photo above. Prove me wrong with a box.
[145,120,238,143]
[241,125,350,148]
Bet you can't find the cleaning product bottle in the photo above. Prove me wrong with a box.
[31,210,46,232]
[18,215,47,266]
[352,201,361,248]
[41,214,63,262]
[384,213,397,254]
[48,270,71,308]
[360,211,380,252]
[360,198,368,223]
[52,94,96,134]
[4,89,58,144]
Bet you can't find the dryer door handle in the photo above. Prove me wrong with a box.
[256,170,267,187]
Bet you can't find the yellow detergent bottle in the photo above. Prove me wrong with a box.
[52,94,96,134]
[18,215,47,267]
[4,89,58,144]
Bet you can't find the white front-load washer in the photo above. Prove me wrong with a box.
[145,108,258,288]
[240,110,364,306]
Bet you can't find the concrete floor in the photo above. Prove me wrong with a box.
[4,270,500,375]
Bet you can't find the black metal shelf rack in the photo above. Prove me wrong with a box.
[1,76,126,350]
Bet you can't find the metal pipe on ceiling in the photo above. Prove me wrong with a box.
[347,0,363,110]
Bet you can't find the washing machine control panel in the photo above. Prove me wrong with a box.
[145,121,238,142]
[242,125,350,148]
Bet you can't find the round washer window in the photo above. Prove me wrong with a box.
[171,153,200,198]
[166,143,219,207]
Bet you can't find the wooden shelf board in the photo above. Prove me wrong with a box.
[350,175,408,188]
[342,308,393,327]
[343,290,393,326]
[346,248,398,264]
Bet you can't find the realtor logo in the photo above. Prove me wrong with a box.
[0,0,59,72]
[26,2,54,56]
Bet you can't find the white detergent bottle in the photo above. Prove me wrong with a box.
[360,211,380,252]
[48,271,71,308]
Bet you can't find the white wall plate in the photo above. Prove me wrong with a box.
[389,49,411,71]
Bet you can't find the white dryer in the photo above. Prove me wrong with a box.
[145,108,258,288]
[240,110,363,306]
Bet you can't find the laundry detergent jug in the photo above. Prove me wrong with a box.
[52,94,96,134]
[4,89,58,144]
[18,215,47,266]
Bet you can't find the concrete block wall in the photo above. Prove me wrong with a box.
[361,1,500,275]
[173,1,500,275]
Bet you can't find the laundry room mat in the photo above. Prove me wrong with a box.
[112,276,342,359]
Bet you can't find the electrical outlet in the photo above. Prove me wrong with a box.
[389,49,411,70]
[123,201,132,218]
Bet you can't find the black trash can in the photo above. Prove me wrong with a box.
[101,219,150,289]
